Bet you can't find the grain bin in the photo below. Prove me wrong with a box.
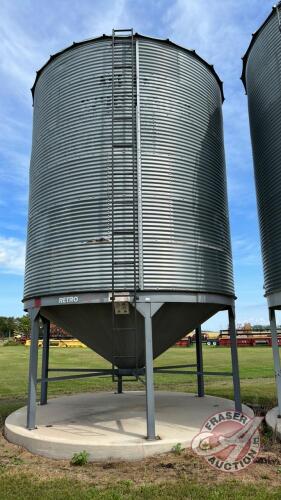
[24,30,241,437]
[242,3,281,413]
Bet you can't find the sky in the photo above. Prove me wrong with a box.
[0,0,278,329]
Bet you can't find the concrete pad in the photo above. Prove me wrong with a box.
[266,407,281,439]
[5,391,252,461]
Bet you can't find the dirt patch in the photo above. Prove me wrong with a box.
[1,416,281,489]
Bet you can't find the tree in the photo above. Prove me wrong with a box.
[0,316,17,338]
[15,315,31,336]
[0,315,31,338]
[243,322,252,332]
[0,317,8,337]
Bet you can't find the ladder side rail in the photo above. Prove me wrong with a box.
[111,29,116,378]
[131,30,137,298]
[130,31,138,372]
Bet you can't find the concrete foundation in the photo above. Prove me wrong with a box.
[5,391,252,461]
[265,407,281,439]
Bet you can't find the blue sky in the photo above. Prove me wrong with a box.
[0,0,277,329]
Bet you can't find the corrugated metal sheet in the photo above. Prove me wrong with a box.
[241,2,281,91]
[138,39,233,294]
[242,7,281,297]
[24,35,234,299]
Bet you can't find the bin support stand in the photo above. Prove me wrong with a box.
[26,307,40,430]
[143,302,156,440]
[136,302,163,441]
[117,375,123,394]
[269,308,281,416]
[25,300,242,433]
[195,325,204,397]
[228,306,242,413]
[40,317,50,405]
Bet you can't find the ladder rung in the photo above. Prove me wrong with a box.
[114,261,134,266]
[111,175,135,179]
[113,29,133,33]
[113,41,132,45]
[110,175,135,179]
[113,230,134,235]
[113,143,133,148]
[113,64,133,69]
[113,116,132,121]
[113,201,134,206]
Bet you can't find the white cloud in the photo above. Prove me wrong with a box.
[164,0,270,80]
[0,0,129,105]
[0,237,25,275]
[232,236,261,266]
[0,10,43,102]
[0,150,29,187]
[0,0,129,198]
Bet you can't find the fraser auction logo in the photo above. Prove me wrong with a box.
[191,410,263,472]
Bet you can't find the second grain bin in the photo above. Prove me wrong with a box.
[24,31,241,437]
[242,3,281,414]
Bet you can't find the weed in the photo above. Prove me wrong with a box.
[171,443,184,455]
[70,450,89,466]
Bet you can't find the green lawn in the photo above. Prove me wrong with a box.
[1,476,281,500]
[0,344,280,499]
[0,344,277,408]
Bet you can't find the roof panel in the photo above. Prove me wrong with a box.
[31,33,224,102]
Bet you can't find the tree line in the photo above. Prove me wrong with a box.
[0,316,277,339]
[0,316,70,339]
[0,315,30,338]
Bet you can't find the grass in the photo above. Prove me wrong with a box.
[1,476,281,500]
[0,344,277,407]
[0,344,280,499]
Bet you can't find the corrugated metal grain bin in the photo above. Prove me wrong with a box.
[24,33,234,368]
[242,3,281,307]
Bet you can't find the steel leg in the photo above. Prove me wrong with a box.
[144,303,156,440]
[195,326,204,397]
[40,318,50,405]
[228,307,242,412]
[117,375,123,394]
[27,308,40,429]
[269,308,281,416]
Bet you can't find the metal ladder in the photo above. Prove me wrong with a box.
[111,28,138,384]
